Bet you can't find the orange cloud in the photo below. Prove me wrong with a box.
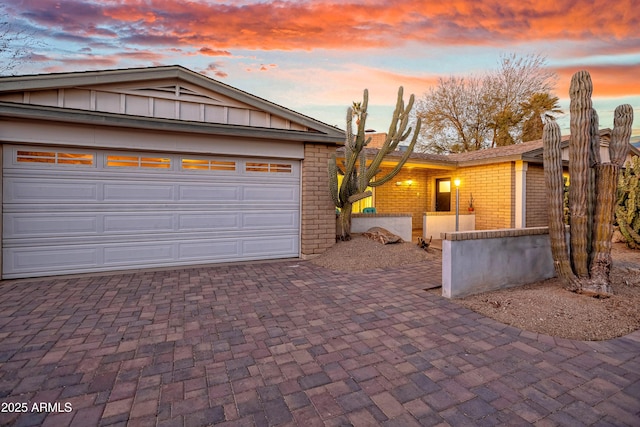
[12,0,639,52]
[554,63,640,98]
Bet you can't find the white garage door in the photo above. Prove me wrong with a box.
[2,145,300,279]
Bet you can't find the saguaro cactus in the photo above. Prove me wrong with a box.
[616,157,640,249]
[329,87,420,241]
[543,70,633,296]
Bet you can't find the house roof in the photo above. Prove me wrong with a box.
[0,65,345,144]
[339,128,640,169]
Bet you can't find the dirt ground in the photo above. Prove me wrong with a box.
[309,236,640,341]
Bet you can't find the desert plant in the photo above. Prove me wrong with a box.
[543,70,633,297]
[616,157,640,249]
[329,87,420,241]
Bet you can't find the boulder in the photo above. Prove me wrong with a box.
[362,227,404,244]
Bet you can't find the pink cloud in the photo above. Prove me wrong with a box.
[199,47,232,57]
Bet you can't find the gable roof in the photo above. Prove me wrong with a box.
[0,65,345,144]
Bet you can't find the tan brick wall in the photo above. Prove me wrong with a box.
[526,164,548,227]
[367,133,388,149]
[374,168,429,230]
[367,161,520,233]
[301,143,336,256]
[371,163,516,231]
[452,163,515,230]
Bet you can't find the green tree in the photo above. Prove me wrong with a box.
[521,93,563,142]
[416,54,557,153]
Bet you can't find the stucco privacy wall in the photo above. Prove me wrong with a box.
[423,212,475,239]
[441,227,557,298]
[351,213,413,241]
[301,143,336,257]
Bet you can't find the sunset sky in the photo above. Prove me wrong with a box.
[2,0,639,137]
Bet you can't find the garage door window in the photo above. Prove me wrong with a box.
[107,155,171,169]
[246,162,292,173]
[17,150,94,166]
[182,158,236,171]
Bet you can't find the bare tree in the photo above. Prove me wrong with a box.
[416,53,558,153]
[0,7,40,75]
[415,76,492,153]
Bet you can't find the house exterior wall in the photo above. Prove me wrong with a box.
[371,162,517,232]
[526,164,548,227]
[454,162,515,230]
[301,143,336,256]
[374,168,429,230]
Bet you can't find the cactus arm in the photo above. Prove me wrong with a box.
[568,70,593,278]
[328,154,342,208]
[610,104,633,166]
[369,122,421,187]
[358,149,368,193]
[366,89,412,181]
[543,118,577,285]
[348,191,373,204]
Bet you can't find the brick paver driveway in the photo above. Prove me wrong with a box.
[0,258,639,426]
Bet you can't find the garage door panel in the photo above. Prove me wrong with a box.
[178,213,240,230]
[179,185,241,201]
[103,214,175,233]
[4,246,99,273]
[103,183,175,201]
[103,244,174,264]
[4,214,98,238]
[5,178,99,203]
[241,236,298,256]
[178,240,240,260]
[242,185,298,202]
[242,212,298,228]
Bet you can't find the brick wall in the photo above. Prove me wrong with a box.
[374,168,429,230]
[452,163,515,230]
[301,143,336,256]
[366,133,388,149]
[526,164,548,227]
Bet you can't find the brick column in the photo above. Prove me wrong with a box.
[300,143,336,257]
